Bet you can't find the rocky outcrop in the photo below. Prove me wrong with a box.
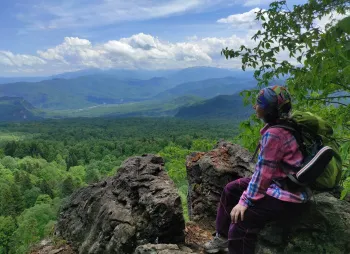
[257,192,350,254]
[186,140,255,228]
[55,154,185,254]
[53,141,350,254]
[186,141,350,254]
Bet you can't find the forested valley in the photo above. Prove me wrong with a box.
[0,118,238,253]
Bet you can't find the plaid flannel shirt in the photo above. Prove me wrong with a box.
[239,124,310,207]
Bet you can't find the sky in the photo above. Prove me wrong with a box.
[0,0,345,76]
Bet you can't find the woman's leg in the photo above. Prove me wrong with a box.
[204,177,252,253]
[228,196,306,254]
[215,177,251,238]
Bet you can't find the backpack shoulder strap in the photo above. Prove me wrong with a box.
[250,143,261,162]
[269,124,296,132]
[250,121,306,163]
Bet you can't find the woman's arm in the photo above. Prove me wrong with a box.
[239,131,284,207]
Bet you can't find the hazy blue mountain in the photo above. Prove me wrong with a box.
[154,76,256,100]
[0,66,253,85]
[0,97,42,121]
[50,68,104,79]
[175,93,253,119]
[103,69,176,80]
[51,66,247,83]
[165,66,254,84]
[0,77,47,84]
[0,75,179,110]
[0,72,255,110]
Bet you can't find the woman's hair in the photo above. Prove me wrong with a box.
[264,100,292,123]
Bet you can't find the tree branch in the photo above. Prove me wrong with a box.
[308,95,350,100]
[307,98,349,106]
[334,82,350,91]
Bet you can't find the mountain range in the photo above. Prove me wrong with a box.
[0,67,253,84]
[0,67,256,110]
[175,94,253,119]
[0,66,258,121]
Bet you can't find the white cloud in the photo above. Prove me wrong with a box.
[35,34,215,70]
[217,8,263,29]
[315,11,350,31]
[1,32,259,75]
[0,51,46,67]
[37,37,95,63]
[7,6,347,76]
[2,0,346,77]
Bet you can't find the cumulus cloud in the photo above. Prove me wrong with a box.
[315,11,350,31]
[37,37,95,63]
[217,8,263,29]
[8,8,347,75]
[2,1,347,76]
[35,33,217,70]
[1,32,259,75]
[219,7,349,33]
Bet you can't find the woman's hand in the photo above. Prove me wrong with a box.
[230,204,247,224]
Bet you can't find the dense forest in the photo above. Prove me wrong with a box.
[0,117,239,253]
[0,0,349,253]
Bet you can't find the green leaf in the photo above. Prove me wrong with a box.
[338,16,350,34]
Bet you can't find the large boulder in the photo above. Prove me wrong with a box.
[186,141,350,254]
[55,154,185,254]
[256,193,350,254]
[186,140,255,228]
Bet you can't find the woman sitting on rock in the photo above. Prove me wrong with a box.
[204,85,311,254]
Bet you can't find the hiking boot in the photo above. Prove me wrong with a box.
[203,235,228,253]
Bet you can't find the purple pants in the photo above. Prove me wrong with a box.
[216,177,306,254]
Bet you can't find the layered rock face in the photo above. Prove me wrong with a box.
[186,140,255,228]
[55,154,185,254]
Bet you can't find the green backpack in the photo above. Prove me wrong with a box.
[288,111,343,190]
[251,110,342,190]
